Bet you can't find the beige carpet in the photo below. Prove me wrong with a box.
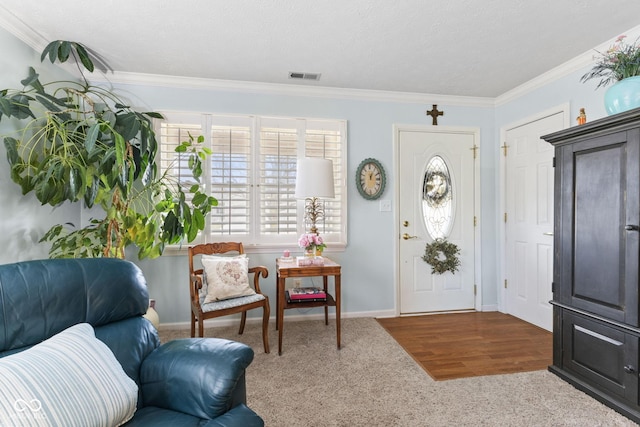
[159,317,636,427]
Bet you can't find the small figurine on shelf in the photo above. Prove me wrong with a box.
[281,249,293,262]
[576,108,587,125]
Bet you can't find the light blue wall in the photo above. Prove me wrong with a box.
[496,70,607,127]
[125,86,496,324]
[0,23,614,326]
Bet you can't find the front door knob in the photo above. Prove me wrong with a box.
[402,233,418,240]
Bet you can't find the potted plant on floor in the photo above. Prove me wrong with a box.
[0,40,217,258]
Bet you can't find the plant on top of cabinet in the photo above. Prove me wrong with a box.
[581,35,640,114]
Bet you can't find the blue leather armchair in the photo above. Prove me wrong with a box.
[0,258,264,426]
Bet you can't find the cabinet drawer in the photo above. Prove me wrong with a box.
[562,311,639,403]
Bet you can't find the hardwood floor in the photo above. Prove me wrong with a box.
[377,312,552,381]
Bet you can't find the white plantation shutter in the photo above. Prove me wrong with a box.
[158,122,202,205]
[305,123,344,236]
[157,113,347,249]
[259,126,298,237]
[210,125,252,235]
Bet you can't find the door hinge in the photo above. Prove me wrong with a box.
[474,216,477,227]
[504,212,508,223]
[504,279,508,289]
[552,157,556,168]
[470,144,479,159]
[501,143,508,156]
[474,284,477,295]
[551,282,556,293]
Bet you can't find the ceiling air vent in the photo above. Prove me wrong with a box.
[288,71,321,81]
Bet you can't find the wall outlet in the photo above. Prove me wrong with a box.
[293,279,302,287]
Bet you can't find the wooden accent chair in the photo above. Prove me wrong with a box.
[188,242,270,353]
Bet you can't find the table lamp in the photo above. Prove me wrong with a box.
[294,158,335,235]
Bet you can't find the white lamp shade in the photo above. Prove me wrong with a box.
[294,158,335,199]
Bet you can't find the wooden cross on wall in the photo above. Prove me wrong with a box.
[426,104,444,125]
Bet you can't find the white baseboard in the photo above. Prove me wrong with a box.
[156,308,505,331]
[156,308,506,331]
[157,309,396,331]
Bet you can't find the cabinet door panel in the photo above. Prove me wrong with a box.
[563,311,637,402]
[558,130,640,326]
[573,143,624,309]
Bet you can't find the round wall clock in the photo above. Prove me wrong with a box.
[356,158,386,200]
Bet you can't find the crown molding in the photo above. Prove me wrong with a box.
[0,4,47,51]
[495,55,591,106]
[90,71,495,107]
[4,9,639,110]
[496,24,640,106]
[0,8,492,108]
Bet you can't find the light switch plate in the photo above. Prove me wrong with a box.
[379,199,391,212]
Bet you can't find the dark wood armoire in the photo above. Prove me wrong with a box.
[542,108,640,422]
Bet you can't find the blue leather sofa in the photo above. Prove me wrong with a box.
[0,258,264,426]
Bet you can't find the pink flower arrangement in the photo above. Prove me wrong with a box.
[581,35,640,88]
[298,233,327,252]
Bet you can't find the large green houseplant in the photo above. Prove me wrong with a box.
[0,41,217,259]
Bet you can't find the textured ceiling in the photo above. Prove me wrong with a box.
[1,0,640,98]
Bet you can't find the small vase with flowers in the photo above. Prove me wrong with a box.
[298,233,326,258]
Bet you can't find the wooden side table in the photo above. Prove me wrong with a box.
[275,257,341,355]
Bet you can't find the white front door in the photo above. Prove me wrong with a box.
[397,126,478,314]
[504,111,564,331]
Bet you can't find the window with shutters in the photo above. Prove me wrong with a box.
[157,112,347,251]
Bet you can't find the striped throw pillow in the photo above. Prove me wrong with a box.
[0,323,138,427]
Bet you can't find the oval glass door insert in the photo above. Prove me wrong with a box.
[422,155,454,240]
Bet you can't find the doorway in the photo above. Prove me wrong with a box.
[395,125,480,314]
[501,105,568,331]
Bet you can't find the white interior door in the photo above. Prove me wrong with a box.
[504,111,564,331]
[398,127,477,314]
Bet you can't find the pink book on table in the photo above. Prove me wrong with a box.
[288,287,327,300]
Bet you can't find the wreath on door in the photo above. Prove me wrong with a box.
[422,239,461,275]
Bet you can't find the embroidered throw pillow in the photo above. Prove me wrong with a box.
[0,323,138,427]
[199,254,247,304]
[202,255,255,303]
